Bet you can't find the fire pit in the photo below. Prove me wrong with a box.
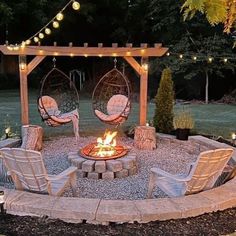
[68,131,138,180]
[80,131,128,160]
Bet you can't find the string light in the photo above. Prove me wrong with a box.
[164,50,235,64]
[72,1,80,10]
[26,39,31,45]
[53,21,60,28]
[45,28,51,35]
[39,33,44,39]
[34,37,39,43]
[208,57,213,63]
[21,41,26,48]
[56,12,64,21]
[13,0,81,47]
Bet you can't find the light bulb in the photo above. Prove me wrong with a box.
[208,57,213,63]
[21,41,26,48]
[45,28,51,35]
[193,56,197,61]
[72,1,80,10]
[26,39,31,45]
[39,33,44,39]
[166,52,170,56]
[56,12,64,21]
[224,58,228,63]
[34,37,39,43]
[53,21,59,28]
[179,54,183,59]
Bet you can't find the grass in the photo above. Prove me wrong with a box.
[0,89,235,139]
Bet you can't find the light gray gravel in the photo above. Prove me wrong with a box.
[42,136,199,200]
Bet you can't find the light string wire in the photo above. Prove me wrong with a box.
[6,0,80,47]
[28,0,75,42]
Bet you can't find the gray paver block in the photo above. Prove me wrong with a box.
[96,199,141,223]
[68,153,79,163]
[106,160,122,172]
[73,157,87,169]
[102,171,114,180]
[82,160,95,172]
[95,161,106,173]
[88,172,99,180]
[77,169,87,178]
[120,157,134,169]
[128,166,137,176]
[115,169,129,178]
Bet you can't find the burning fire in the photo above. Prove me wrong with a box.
[95,131,118,157]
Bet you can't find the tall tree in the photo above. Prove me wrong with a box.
[182,0,236,33]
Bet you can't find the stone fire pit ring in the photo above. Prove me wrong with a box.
[68,149,137,180]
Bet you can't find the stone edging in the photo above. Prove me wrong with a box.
[0,135,236,225]
[1,177,236,225]
[68,150,137,180]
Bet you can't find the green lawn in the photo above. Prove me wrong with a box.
[0,90,235,139]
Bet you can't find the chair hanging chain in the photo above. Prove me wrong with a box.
[52,57,56,68]
[114,57,117,68]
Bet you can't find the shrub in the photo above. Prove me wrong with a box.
[153,68,174,133]
[173,109,194,129]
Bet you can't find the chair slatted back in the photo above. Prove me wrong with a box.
[0,148,48,193]
[186,148,234,195]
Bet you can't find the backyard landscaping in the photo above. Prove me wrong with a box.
[1,0,236,235]
[0,90,235,139]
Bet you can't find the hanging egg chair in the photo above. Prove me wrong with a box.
[37,65,80,139]
[92,66,131,126]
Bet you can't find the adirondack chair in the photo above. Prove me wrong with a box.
[0,148,78,197]
[147,148,234,198]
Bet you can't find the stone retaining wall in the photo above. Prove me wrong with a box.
[1,177,236,225]
[1,135,236,225]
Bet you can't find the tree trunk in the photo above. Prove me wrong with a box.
[205,70,209,104]
[21,125,43,151]
[134,126,157,150]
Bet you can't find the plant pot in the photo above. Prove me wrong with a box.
[176,128,190,141]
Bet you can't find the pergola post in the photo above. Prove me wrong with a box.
[18,55,46,125]
[124,56,148,126]
[19,55,29,125]
[140,57,149,126]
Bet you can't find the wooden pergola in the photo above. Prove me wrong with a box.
[0,43,168,126]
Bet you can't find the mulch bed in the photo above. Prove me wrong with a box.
[0,208,236,236]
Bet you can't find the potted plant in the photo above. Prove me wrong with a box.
[173,110,194,140]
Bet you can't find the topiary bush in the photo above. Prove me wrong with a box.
[153,68,174,133]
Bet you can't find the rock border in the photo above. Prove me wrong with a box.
[0,135,236,225]
[68,150,137,180]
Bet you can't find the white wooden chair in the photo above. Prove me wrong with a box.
[147,148,234,198]
[0,148,78,197]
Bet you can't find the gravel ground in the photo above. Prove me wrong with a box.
[41,136,198,200]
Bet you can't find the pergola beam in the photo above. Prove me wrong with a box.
[0,45,168,57]
[27,56,46,75]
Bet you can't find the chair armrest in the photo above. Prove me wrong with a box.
[151,167,192,182]
[46,167,77,181]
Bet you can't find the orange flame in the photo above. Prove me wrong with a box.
[95,131,118,157]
